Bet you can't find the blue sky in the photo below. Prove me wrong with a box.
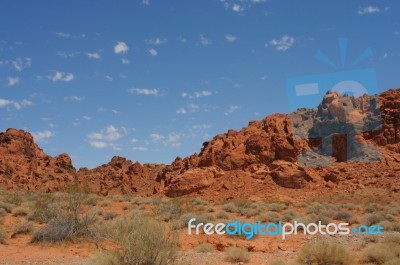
[0,0,399,168]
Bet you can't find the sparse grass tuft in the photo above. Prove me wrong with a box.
[298,242,354,265]
[12,221,33,236]
[225,246,250,263]
[197,243,214,253]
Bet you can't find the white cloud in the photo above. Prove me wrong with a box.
[121,58,130,64]
[199,35,212,46]
[114,42,129,54]
[268,35,295,51]
[142,0,150,5]
[145,37,167,45]
[357,6,380,15]
[85,52,101,59]
[232,4,244,12]
[64,96,84,101]
[48,71,74,82]
[88,125,123,149]
[82,116,91,120]
[224,105,240,115]
[149,48,158,56]
[7,77,20,87]
[225,34,237,42]
[128,88,159,96]
[176,108,187,114]
[150,133,165,142]
[176,36,187,43]
[11,58,32,72]
[0,98,33,110]
[32,130,55,143]
[132,146,148,151]
[181,90,212,99]
[105,75,113,82]
[54,32,71,38]
[56,51,80,58]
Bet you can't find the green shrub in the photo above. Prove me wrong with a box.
[85,251,121,265]
[259,212,281,223]
[27,195,60,223]
[223,202,237,213]
[197,243,214,253]
[335,211,352,222]
[298,242,354,265]
[225,246,250,263]
[267,203,287,212]
[364,213,385,226]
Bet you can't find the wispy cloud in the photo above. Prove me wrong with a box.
[128,88,159,96]
[88,125,123,150]
[64,96,84,101]
[7,77,20,87]
[150,133,182,148]
[145,37,167,45]
[85,52,101,59]
[121,58,130,64]
[10,58,32,72]
[176,108,187,114]
[267,35,295,51]
[32,130,55,143]
[54,32,71,38]
[114,41,129,54]
[149,48,158,56]
[357,6,383,15]
[225,34,237,42]
[224,105,240,115]
[142,0,150,5]
[132,146,148,151]
[222,0,267,12]
[199,35,212,46]
[232,4,244,12]
[181,90,212,99]
[0,98,33,110]
[48,71,74,82]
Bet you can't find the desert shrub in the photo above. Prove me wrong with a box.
[365,203,382,213]
[349,216,360,225]
[85,196,98,206]
[361,243,400,264]
[259,212,281,223]
[382,233,400,244]
[85,251,122,265]
[335,211,352,222]
[269,260,287,265]
[364,213,385,226]
[380,220,400,232]
[267,203,287,212]
[12,221,33,236]
[383,258,400,265]
[100,200,111,207]
[179,213,211,229]
[0,226,6,244]
[217,210,229,220]
[0,201,14,213]
[225,246,250,263]
[152,198,163,205]
[12,207,29,217]
[156,199,183,222]
[0,208,6,218]
[31,187,98,243]
[4,192,24,205]
[307,213,331,225]
[307,202,324,215]
[104,212,118,220]
[282,210,297,222]
[223,202,237,213]
[191,198,208,206]
[197,243,214,253]
[107,215,177,265]
[297,242,353,265]
[27,194,60,223]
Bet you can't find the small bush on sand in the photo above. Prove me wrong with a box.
[85,251,121,265]
[12,207,29,217]
[27,194,60,223]
[197,243,214,253]
[12,221,33,236]
[0,208,6,217]
[225,246,250,263]
[104,212,118,220]
[103,215,177,265]
[0,201,14,213]
[297,242,354,265]
[31,185,98,243]
[217,210,229,220]
[361,243,400,264]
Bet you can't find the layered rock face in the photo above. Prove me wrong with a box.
[0,129,76,192]
[0,89,399,199]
